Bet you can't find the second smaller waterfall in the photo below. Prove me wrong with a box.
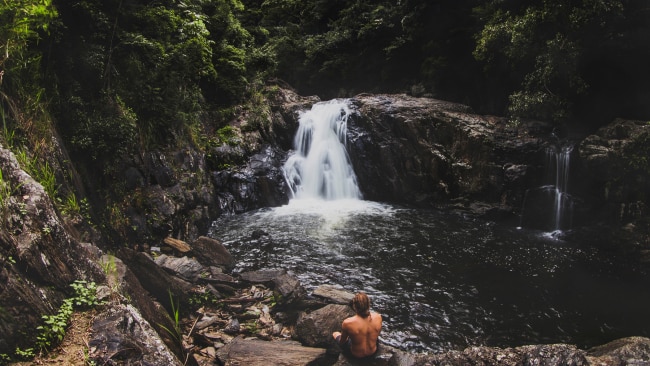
[283,100,362,201]
[520,144,575,233]
[546,145,573,231]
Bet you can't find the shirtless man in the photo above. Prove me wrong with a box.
[332,292,383,358]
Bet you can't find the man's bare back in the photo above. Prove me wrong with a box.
[332,292,382,358]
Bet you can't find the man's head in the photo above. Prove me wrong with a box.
[351,292,371,318]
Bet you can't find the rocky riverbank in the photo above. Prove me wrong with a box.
[86,236,650,365]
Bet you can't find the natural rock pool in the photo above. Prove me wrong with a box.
[209,199,650,353]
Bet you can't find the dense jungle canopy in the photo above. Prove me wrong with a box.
[1,0,650,175]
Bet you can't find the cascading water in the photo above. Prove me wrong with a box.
[546,145,574,232]
[283,100,362,201]
[520,144,575,233]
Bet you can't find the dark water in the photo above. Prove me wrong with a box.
[208,199,650,353]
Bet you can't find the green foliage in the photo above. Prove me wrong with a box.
[59,191,80,216]
[473,0,626,123]
[35,280,102,352]
[70,280,102,308]
[36,297,74,351]
[158,290,182,343]
[0,168,12,214]
[13,347,35,361]
[1,107,16,149]
[14,148,58,198]
[0,0,58,70]
[217,125,238,145]
[67,94,137,170]
[189,290,220,307]
[51,0,259,153]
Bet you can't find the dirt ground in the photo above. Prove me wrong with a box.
[10,310,96,366]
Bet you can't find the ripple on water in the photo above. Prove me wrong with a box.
[209,201,650,353]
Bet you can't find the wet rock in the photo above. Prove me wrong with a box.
[192,235,234,270]
[332,344,397,366]
[155,254,205,281]
[345,94,548,215]
[144,151,177,187]
[312,285,355,305]
[586,336,650,365]
[211,145,290,215]
[239,269,286,284]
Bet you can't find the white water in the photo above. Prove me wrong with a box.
[283,100,362,201]
[546,145,573,232]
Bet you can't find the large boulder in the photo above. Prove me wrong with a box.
[294,304,354,347]
[346,94,550,212]
[216,336,332,366]
[88,304,183,366]
[192,235,235,270]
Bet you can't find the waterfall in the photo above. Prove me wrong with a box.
[283,100,362,201]
[519,144,574,233]
[546,145,573,232]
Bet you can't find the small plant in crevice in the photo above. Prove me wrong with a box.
[70,280,102,308]
[188,289,220,308]
[35,297,74,351]
[158,290,182,343]
[13,347,35,361]
[34,280,103,353]
[0,169,12,212]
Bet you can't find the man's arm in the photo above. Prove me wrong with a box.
[332,320,352,345]
[339,323,351,344]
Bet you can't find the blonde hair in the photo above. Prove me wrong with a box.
[352,292,371,318]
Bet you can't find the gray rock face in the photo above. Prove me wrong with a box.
[216,336,331,366]
[577,119,650,223]
[346,94,549,213]
[212,145,290,215]
[0,147,105,354]
[88,304,183,366]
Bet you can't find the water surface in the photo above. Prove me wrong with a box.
[209,199,650,353]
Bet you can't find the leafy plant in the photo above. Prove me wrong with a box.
[14,347,35,360]
[1,107,16,149]
[189,291,220,307]
[70,280,101,308]
[0,168,12,211]
[59,191,80,216]
[13,148,59,198]
[36,298,74,351]
[35,280,102,351]
[167,290,181,336]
